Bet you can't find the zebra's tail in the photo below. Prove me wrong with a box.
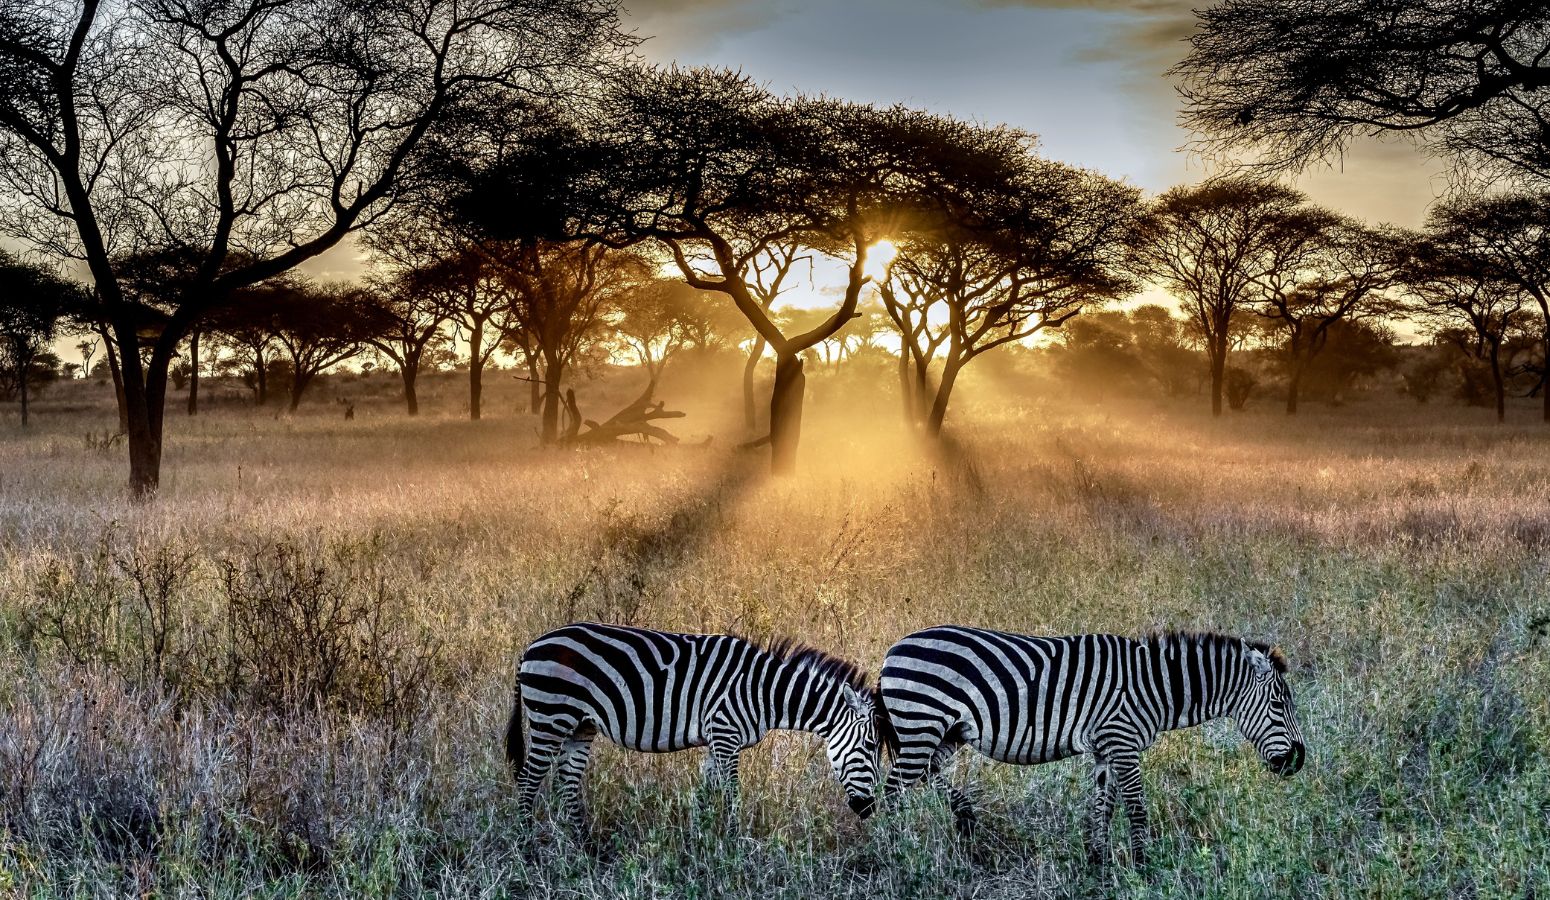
[872,687,900,760]
[504,664,525,781]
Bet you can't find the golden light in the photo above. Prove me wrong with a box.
[864,239,898,281]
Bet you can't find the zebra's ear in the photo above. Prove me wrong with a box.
[841,684,869,716]
[1248,647,1274,676]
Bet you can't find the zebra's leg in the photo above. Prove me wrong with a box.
[1112,753,1151,867]
[517,727,568,823]
[1085,755,1117,866]
[925,742,977,837]
[704,733,744,802]
[881,722,947,799]
[553,721,599,836]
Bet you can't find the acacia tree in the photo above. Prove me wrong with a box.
[592,73,1077,469]
[1406,244,1528,422]
[494,241,641,442]
[360,271,451,416]
[407,249,510,420]
[882,163,1141,434]
[613,278,715,380]
[210,298,276,406]
[0,251,83,426]
[266,283,390,411]
[1425,193,1550,421]
[1253,218,1407,414]
[1175,0,1550,183]
[1139,178,1311,417]
[0,0,627,496]
[583,71,942,473]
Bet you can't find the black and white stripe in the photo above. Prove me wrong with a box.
[878,627,1305,864]
[506,622,882,828]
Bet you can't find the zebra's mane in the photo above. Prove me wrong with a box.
[1146,630,1288,674]
[751,635,872,694]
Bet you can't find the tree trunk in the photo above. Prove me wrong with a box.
[897,345,913,423]
[103,327,128,432]
[468,325,483,421]
[743,335,766,434]
[913,356,932,423]
[1209,337,1228,418]
[925,355,964,436]
[540,352,563,444]
[18,359,29,427]
[115,317,162,499]
[254,349,269,406]
[401,356,420,416]
[1285,358,1303,415]
[769,352,806,475]
[1543,330,1549,423]
[289,371,312,412]
[1491,341,1506,424]
[527,355,541,414]
[187,330,199,417]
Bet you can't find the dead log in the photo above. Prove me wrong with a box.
[566,380,688,445]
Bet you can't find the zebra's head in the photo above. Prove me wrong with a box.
[818,683,882,819]
[1232,643,1305,777]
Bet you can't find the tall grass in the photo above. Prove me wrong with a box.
[1,371,1547,897]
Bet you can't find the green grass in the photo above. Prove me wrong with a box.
[1,369,1548,897]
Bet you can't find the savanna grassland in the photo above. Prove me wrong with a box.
[2,366,1548,899]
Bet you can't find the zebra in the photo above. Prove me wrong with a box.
[505,622,883,831]
[876,627,1305,865]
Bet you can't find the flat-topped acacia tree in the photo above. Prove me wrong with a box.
[452,72,887,471]
[588,70,899,474]
[880,149,1142,434]
[0,0,627,496]
[1426,193,1550,422]
[1250,218,1408,415]
[588,72,1085,470]
[1138,178,1313,417]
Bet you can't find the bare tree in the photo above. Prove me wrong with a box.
[0,0,628,495]
[1138,178,1311,417]
[1174,0,1550,184]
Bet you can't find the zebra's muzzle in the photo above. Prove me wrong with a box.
[1268,743,1305,777]
[848,795,876,819]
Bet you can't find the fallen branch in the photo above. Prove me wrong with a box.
[565,380,688,446]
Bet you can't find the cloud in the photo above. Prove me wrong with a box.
[620,0,794,58]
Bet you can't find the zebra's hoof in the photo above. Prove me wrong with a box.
[952,811,978,838]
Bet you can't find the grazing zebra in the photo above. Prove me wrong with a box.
[877,627,1305,864]
[506,622,883,830]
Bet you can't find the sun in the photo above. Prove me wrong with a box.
[864,239,898,280]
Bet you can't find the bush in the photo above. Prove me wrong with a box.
[19,534,442,725]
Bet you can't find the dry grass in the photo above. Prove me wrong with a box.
[1,368,1548,897]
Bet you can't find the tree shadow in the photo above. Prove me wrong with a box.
[558,452,764,625]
